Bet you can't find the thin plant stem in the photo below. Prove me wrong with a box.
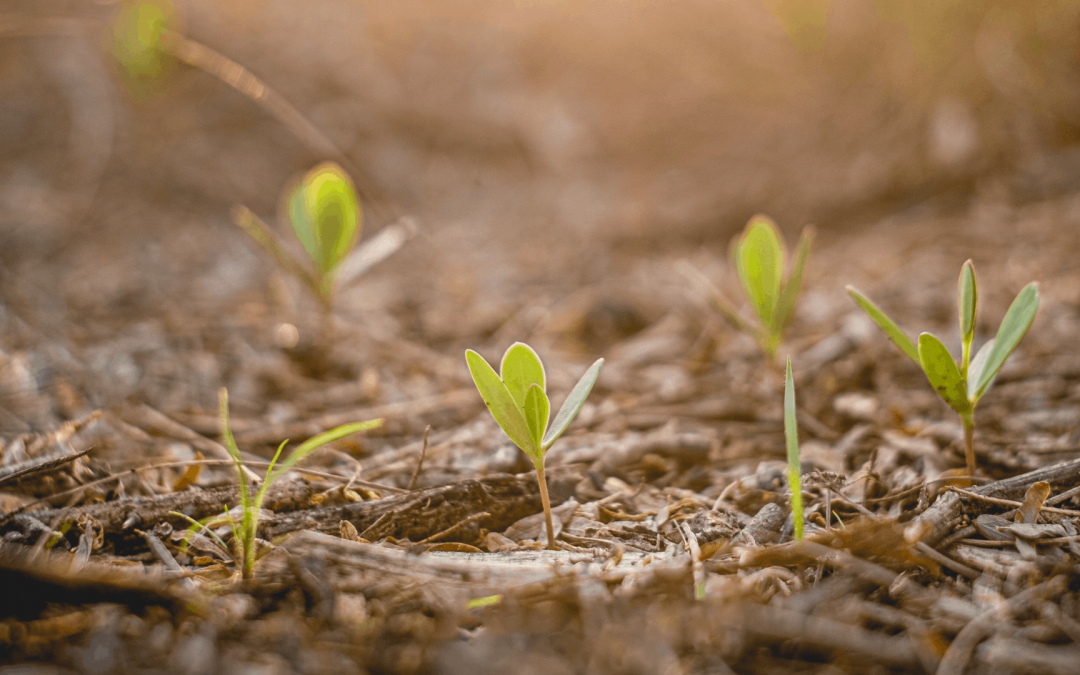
[534,461,557,550]
[961,412,976,477]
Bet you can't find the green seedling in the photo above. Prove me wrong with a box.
[784,356,804,541]
[848,261,1039,476]
[679,215,813,363]
[178,388,381,579]
[465,343,603,550]
[112,0,176,84]
[234,162,362,334]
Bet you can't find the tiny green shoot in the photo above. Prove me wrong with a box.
[847,260,1039,476]
[679,215,813,363]
[465,343,603,550]
[179,388,381,579]
[112,1,175,83]
[234,162,362,336]
[784,356,804,541]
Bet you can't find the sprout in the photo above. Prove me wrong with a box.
[112,0,175,83]
[848,261,1039,476]
[465,343,603,550]
[784,356,804,541]
[679,215,813,363]
[176,388,380,579]
[233,162,362,338]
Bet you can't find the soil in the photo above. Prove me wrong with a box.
[4,2,1080,674]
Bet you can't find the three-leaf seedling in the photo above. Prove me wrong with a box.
[175,388,380,579]
[465,344,603,550]
[679,216,812,362]
[234,162,362,332]
[848,261,1039,476]
[784,357,804,541]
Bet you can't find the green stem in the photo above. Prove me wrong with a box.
[788,465,804,541]
[534,462,557,550]
[961,411,976,477]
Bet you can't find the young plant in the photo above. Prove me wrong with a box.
[178,388,381,579]
[679,215,813,362]
[784,356,804,541]
[465,344,603,550]
[847,261,1039,476]
[233,162,361,334]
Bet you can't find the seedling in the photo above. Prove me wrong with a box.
[785,356,804,541]
[177,388,381,579]
[848,261,1039,476]
[679,215,813,363]
[465,343,603,550]
[234,162,361,335]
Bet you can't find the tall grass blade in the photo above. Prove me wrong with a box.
[784,357,803,541]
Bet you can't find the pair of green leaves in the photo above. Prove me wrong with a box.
[465,343,603,465]
[848,260,1039,415]
[687,216,812,360]
[286,162,362,279]
[234,162,362,306]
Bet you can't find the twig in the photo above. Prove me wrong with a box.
[0,457,404,525]
[407,425,432,491]
[0,446,93,488]
[947,487,1080,516]
[157,29,393,226]
[418,511,490,545]
[914,542,979,579]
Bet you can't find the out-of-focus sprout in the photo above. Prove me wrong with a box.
[233,162,362,337]
[678,215,813,364]
[112,1,175,83]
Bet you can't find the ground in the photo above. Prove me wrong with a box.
[4,1,1080,674]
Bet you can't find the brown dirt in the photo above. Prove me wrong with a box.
[4,1,1080,673]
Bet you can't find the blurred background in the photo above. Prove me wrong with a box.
[2,0,1080,421]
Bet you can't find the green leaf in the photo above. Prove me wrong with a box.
[966,339,995,400]
[542,358,604,450]
[773,226,814,334]
[113,1,172,79]
[523,384,550,455]
[288,163,362,275]
[735,216,784,331]
[917,333,971,414]
[784,357,803,541]
[287,182,317,264]
[972,283,1039,401]
[268,419,383,483]
[846,286,920,365]
[499,342,546,407]
[959,260,977,343]
[466,350,537,457]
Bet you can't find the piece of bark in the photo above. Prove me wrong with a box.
[5,479,319,553]
[914,456,1080,547]
[266,466,583,542]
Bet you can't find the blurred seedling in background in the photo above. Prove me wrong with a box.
[234,162,360,321]
[466,344,603,550]
[174,388,381,579]
[784,356,804,541]
[678,215,813,363]
[848,261,1039,476]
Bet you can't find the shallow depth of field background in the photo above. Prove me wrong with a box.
[2,0,1080,414]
